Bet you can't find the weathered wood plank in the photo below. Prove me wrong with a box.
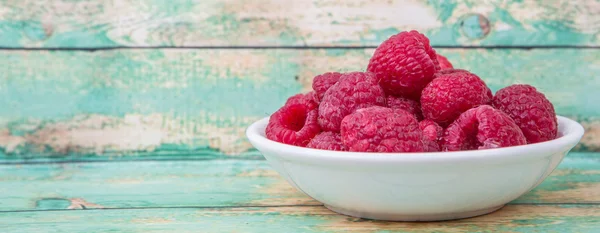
[0,48,598,159]
[0,153,597,212]
[515,154,600,204]
[1,205,599,232]
[0,159,315,211]
[1,0,599,47]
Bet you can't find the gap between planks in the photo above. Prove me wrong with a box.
[1,45,600,51]
[0,156,266,165]
[0,203,598,214]
[2,152,597,165]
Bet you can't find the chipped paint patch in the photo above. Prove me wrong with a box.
[68,198,104,209]
[0,130,26,152]
[580,120,600,151]
[228,0,441,45]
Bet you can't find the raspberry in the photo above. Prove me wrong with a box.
[387,95,423,120]
[285,91,319,110]
[266,103,321,147]
[312,72,343,101]
[442,105,526,151]
[436,54,453,70]
[421,69,492,126]
[340,106,424,152]
[306,132,347,151]
[492,84,558,143]
[318,72,386,132]
[419,120,443,152]
[434,68,469,76]
[367,30,440,99]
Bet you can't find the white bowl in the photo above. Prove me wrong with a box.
[246,116,584,221]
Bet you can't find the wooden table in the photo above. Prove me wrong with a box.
[1,0,599,232]
[1,153,599,232]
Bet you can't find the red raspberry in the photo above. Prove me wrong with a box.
[340,106,424,152]
[436,54,453,70]
[442,105,527,151]
[285,91,319,110]
[387,95,423,120]
[419,120,443,152]
[266,103,321,147]
[492,84,558,143]
[306,132,347,151]
[318,72,386,132]
[421,69,492,126]
[312,72,343,101]
[367,30,440,99]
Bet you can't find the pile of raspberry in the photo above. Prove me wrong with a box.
[266,30,558,152]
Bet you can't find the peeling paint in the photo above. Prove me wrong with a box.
[1,0,599,47]
[0,48,599,158]
[0,130,26,152]
[580,120,600,151]
[0,113,258,156]
[68,198,104,209]
[226,0,441,45]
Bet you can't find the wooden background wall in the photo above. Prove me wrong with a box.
[1,0,599,162]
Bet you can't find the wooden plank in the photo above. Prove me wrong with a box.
[1,205,599,232]
[1,0,599,47]
[0,153,597,212]
[0,48,598,159]
[515,154,600,204]
[0,159,316,211]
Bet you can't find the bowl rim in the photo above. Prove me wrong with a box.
[246,116,584,165]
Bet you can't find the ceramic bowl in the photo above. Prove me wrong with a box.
[246,116,584,221]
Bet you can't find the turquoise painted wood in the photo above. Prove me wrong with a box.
[1,205,599,233]
[0,0,598,231]
[0,153,597,212]
[0,0,599,47]
[1,48,599,161]
[0,159,314,211]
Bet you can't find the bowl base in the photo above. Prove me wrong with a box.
[324,205,505,222]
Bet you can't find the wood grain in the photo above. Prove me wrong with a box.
[1,205,599,233]
[0,48,598,159]
[0,0,599,47]
[0,153,597,212]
